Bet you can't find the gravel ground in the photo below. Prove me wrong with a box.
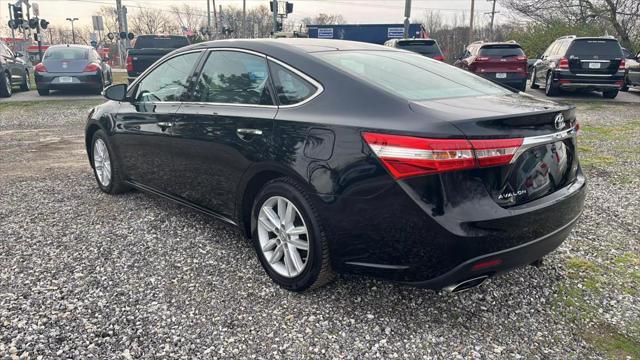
[0,100,638,359]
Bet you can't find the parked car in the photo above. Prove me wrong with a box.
[454,41,528,92]
[384,38,445,61]
[86,39,585,293]
[0,40,31,97]
[126,35,190,83]
[34,45,112,96]
[530,36,625,98]
[621,47,640,91]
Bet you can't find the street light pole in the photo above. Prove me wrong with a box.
[66,17,79,43]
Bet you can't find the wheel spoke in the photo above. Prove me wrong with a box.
[263,207,281,229]
[261,238,278,252]
[288,246,304,272]
[277,198,287,224]
[269,243,284,264]
[288,237,309,251]
[283,202,295,228]
[283,247,294,276]
[258,216,275,232]
[287,226,307,236]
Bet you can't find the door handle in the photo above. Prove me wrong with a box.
[236,128,263,136]
[157,121,173,128]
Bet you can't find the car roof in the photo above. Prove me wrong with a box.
[183,38,396,55]
[46,44,94,50]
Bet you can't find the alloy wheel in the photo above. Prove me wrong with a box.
[257,196,310,278]
[5,73,12,96]
[93,138,112,187]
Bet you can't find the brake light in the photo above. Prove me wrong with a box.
[469,138,524,167]
[619,59,626,70]
[476,56,490,61]
[559,57,570,69]
[516,55,527,61]
[363,133,524,179]
[126,55,134,72]
[34,63,47,73]
[433,55,445,62]
[83,63,100,72]
[471,258,503,271]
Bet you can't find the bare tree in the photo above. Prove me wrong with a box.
[129,7,177,35]
[300,14,346,26]
[170,4,206,33]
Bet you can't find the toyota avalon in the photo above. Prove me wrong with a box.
[85,39,586,292]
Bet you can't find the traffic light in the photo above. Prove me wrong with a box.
[28,18,38,29]
[286,3,293,14]
[12,4,23,21]
[127,32,135,40]
[119,32,127,39]
[40,19,50,30]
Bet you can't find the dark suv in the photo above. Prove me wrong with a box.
[0,40,30,97]
[531,36,625,98]
[384,38,445,61]
[455,41,528,92]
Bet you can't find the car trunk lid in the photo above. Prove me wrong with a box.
[408,94,579,207]
[566,39,624,75]
[472,44,527,73]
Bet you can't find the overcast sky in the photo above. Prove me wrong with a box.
[1,0,507,30]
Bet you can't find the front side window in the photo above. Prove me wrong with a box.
[270,62,318,105]
[193,51,273,105]
[315,50,510,101]
[135,52,200,102]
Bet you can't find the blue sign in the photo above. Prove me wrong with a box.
[318,28,334,39]
[387,27,404,38]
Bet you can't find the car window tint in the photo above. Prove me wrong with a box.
[315,50,510,101]
[567,39,623,58]
[135,52,200,102]
[478,45,524,57]
[396,40,442,56]
[193,51,273,105]
[45,48,88,60]
[269,62,317,105]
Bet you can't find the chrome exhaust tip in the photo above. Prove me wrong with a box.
[443,275,489,293]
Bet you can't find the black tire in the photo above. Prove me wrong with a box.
[620,75,629,92]
[0,71,12,98]
[251,177,335,292]
[602,89,619,99]
[530,69,540,89]
[37,88,49,96]
[20,71,30,91]
[94,76,104,95]
[545,72,560,97]
[91,130,130,194]
[518,80,527,92]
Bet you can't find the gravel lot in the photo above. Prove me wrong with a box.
[1,100,638,359]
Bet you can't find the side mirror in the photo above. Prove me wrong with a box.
[102,56,110,62]
[14,52,23,58]
[103,83,128,101]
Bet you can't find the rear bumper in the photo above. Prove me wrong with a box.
[555,70,624,90]
[479,72,527,87]
[35,72,101,89]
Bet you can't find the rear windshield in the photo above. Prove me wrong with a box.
[314,51,510,101]
[479,45,525,57]
[396,40,442,55]
[44,48,87,60]
[567,39,623,58]
[134,36,189,49]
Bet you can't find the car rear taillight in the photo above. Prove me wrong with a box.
[83,63,100,72]
[34,63,47,73]
[362,133,524,179]
[476,56,490,61]
[515,55,527,61]
[619,59,626,70]
[126,55,134,72]
[434,55,445,62]
[558,57,570,69]
[469,138,524,167]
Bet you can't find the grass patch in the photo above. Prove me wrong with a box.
[580,154,616,167]
[567,257,599,272]
[0,99,103,112]
[584,326,640,359]
[112,71,128,85]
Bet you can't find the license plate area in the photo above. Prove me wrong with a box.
[588,62,601,69]
[496,73,507,79]
[58,76,74,83]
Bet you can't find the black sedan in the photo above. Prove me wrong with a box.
[85,39,586,292]
[0,40,30,97]
[34,44,112,96]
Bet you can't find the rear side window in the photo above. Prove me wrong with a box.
[134,36,189,49]
[193,51,273,105]
[567,40,623,58]
[396,40,442,55]
[479,45,524,57]
[269,62,318,105]
[315,51,510,101]
[45,48,87,60]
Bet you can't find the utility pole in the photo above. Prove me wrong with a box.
[207,0,212,40]
[212,0,218,34]
[116,0,125,66]
[403,0,412,38]
[272,0,278,34]
[489,0,497,32]
[468,0,475,45]
[66,18,78,43]
[8,4,16,48]
[242,0,246,38]
[122,6,130,49]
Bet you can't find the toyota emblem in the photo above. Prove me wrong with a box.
[554,113,565,130]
